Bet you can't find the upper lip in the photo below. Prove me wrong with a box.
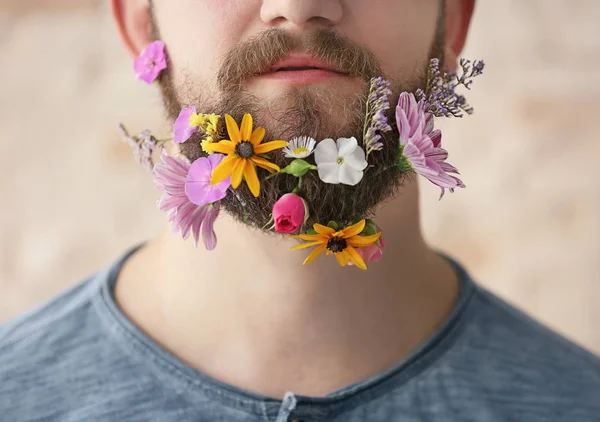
[268,53,346,74]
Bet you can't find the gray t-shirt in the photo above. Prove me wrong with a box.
[1,246,599,422]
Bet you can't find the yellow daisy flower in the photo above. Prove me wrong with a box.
[203,114,287,197]
[289,220,382,271]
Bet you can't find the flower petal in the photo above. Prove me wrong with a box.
[211,155,238,184]
[338,163,364,186]
[342,220,366,238]
[336,137,358,157]
[303,245,326,265]
[344,146,368,171]
[243,160,261,197]
[240,114,253,141]
[346,246,368,270]
[290,240,325,251]
[254,140,288,154]
[202,140,236,155]
[250,127,266,146]
[317,162,340,184]
[314,138,338,165]
[201,204,220,250]
[231,157,246,189]
[314,224,336,235]
[225,114,241,144]
[289,233,329,241]
[252,156,280,173]
[347,232,382,248]
[335,251,350,267]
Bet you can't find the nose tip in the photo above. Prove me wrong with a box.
[261,0,343,29]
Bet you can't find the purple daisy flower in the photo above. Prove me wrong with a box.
[153,150,221,250]
[396,92,465,199]
[134,41,167,84]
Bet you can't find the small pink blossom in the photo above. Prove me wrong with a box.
[153,150,220,250]
[173,106,199,144]
[356,236,385,264]
[185,154,231,206]
[273,193,307,234]
[134,41,167,84]
[396,92,465,199]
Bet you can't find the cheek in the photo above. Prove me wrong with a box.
[153,0,259,94]
[343,0,440,77]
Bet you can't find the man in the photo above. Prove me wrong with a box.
[1,0,599,421]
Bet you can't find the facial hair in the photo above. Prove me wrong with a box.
[153,23,446,230]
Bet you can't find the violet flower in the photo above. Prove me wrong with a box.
[173,106,200,144]
[363,77,393,160]
[417,58,485,118]
[118,123,159,171]
[185,154,231,206]
[396,92,465,199]
[153,150,221,250]
[134,41,167,84]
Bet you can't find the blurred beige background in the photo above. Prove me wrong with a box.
[0,1,599,353]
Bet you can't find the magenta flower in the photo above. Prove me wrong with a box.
[134,41,167,84]
[185,154,231,206]
[173,106,198,144]
[272,193,307,234]
[153,150,221,250]
[396,92,465,199]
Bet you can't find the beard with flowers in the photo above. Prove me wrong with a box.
[122,14,483,270]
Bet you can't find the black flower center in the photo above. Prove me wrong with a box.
[326,237,348,253]
[235,141,254,158]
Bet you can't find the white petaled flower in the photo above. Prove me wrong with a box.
[314,137,368,186]
[283,136,316,158]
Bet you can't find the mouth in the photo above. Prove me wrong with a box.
[256,53,348,84]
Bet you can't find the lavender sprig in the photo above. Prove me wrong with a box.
[363,77,393,160]
[118,123,164,171]
[416,58,485,118]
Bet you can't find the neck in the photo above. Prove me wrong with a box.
[115,178,460,397]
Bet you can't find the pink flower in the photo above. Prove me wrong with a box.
[153,150,220,250]
[174,106,199,144]
[185,154,231,206]
[134,41,167,84]
[356,236,385,264]
[273,193,307,234]
[396,92,465,199]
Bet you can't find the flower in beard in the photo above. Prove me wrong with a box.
[396,92,465,199]
[363,77,393,160]
[203,113,288,198]
[290,220,382,270]
[314,137,368,186]
[283,136,316,159]
[153,150,221,250]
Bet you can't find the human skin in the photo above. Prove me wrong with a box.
[112,0,475,398]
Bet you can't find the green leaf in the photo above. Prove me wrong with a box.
[327,221,340,231]
[301,198,310,224]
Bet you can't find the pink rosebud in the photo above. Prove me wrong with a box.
[356,236,385,264]
[273,193,306,234]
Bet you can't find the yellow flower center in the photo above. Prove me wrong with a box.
[337,157,345,165]
[293,147,309,156]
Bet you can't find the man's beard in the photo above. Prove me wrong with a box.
[154,27,445,230]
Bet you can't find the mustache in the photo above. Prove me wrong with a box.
[217,29,383,90]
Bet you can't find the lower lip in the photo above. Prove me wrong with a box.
[257,69,347,84]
